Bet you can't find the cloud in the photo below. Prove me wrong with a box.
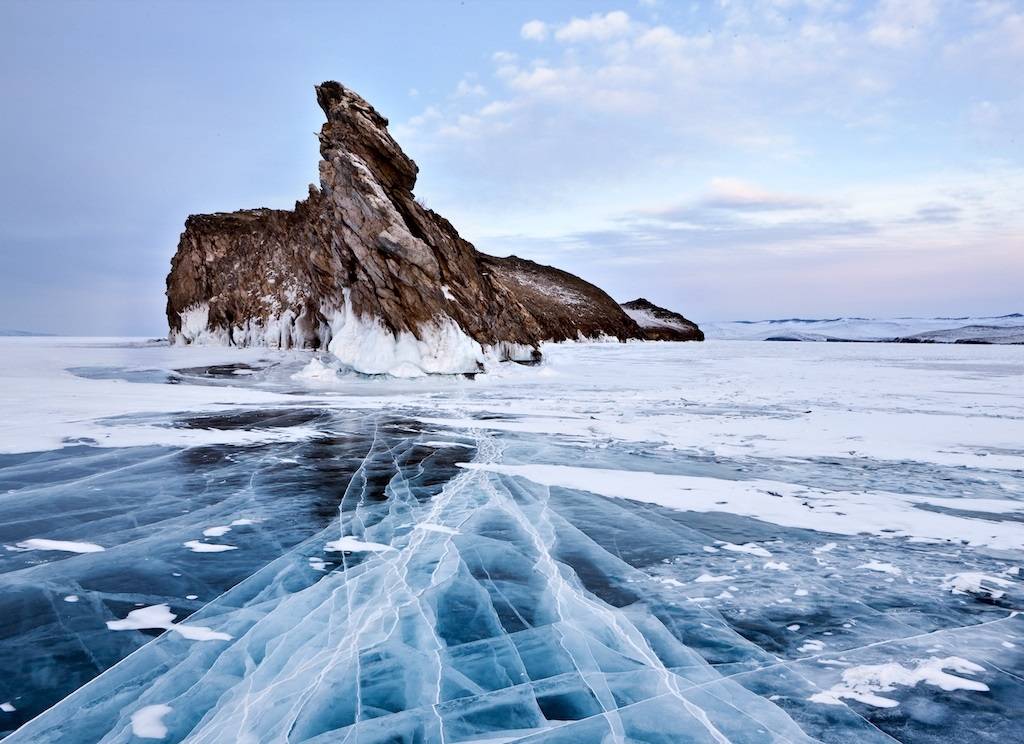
[554,11,632,43]
[393,3,1024,319]
[868,0,937,48]
[698,178,823,211]
[454,78,487,97]
[520,20,548,41]
[904,203,962,224]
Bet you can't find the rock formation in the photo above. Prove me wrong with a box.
[620,298,705,342]
[166,81,701,375]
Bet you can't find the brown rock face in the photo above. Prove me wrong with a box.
[166,81,697,372]
[620,298,704,341]
[482,255,643,342]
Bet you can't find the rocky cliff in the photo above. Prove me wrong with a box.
[621,298,705,341]
[166,82,699,375]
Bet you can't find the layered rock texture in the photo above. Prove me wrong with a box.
[166,82,701,375]
[621,298,705,342]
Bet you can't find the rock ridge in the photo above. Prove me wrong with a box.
[166,81,701,375]
[621,298,705,341]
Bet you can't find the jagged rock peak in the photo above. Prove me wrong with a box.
[315,81,417,193]
[166,81,700,375]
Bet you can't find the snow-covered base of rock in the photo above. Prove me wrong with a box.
[1,337,1022,742]
[172,300,537,377]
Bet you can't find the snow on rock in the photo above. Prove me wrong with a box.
[130,704,173,739]
[810,657,990,708]
[106,604,231,642]
[620,298,704,341]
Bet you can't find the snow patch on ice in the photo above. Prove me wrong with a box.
[721,542,772,558]
[14,538,104,554]
[459,463,1024,551]
[106,604,231,641]
[183,540,237,553]
[324,536,393,553]
[694,573,734,583]
[810,657,989,708]
[130,704,173,739]
[941,572,1012,599]
[858,561,901,575]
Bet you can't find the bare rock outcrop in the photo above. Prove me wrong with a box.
[166,81,698,374]
[620,298,704,342]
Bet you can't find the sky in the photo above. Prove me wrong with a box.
[1,0,1021,335]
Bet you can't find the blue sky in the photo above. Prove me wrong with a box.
[1,0,1021,334]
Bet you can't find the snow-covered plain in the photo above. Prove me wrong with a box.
[705,314,1024,343]
[1,337,1022,742]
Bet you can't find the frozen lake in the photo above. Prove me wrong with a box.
[0,337,1021,742]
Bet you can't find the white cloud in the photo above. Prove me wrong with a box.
[555,11,633,43]
[701,178,823,211]
[635,26,686,53]
[521,20,548,41]
[394,1,1024,319]
[868,0,937,48]
[455,78,487,97]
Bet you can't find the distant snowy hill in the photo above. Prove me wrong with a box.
[0,329,53,337]
[704,314,1024,344]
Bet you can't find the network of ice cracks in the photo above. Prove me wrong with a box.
[1,340,1023,743]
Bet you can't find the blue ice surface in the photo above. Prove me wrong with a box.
[0,360,1021,743]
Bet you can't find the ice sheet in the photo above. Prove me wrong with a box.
[0,337,1021,742]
